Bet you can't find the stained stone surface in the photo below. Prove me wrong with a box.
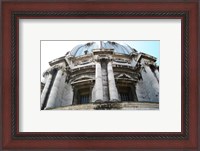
[50,102,159,110]
[61,82,73,106]
[101,61,109,101]
[136,66,159,102]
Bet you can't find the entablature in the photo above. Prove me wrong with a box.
[49,56,66,66]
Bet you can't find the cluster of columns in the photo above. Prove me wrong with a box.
[94,60,119,102]
[41,60,121,108]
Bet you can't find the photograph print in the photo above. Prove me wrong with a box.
[41,41,159,110]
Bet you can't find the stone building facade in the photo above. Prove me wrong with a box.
[41,41,159,110]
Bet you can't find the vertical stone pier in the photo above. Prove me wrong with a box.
[101,61,109,101]
[94,61,103,102]
[107,61,119,101]
[41,73,52,109]
[45,69,63,109]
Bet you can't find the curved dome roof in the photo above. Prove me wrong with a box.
[70,41,137,57]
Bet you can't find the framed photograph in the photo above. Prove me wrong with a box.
[1,0,199,150]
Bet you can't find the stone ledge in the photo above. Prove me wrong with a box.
[49,102,159,110]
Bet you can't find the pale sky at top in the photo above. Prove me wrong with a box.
[41,40,159,80]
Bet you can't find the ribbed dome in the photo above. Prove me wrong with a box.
[103,41,136,54]
[70,42,98,57]
[70,41,137,57]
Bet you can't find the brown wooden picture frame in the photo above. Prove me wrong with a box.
[1,0,199,150]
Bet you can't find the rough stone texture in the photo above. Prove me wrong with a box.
[91,84,96,102]
[107,62,119,101]
[61,82,73,106]
[136,65,159,102]
[50,102,159,110]
[101,61,109,101]
[136,80,151,102]
[94,62,103,102]
[56,72,67,107]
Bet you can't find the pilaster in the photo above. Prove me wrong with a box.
[107,61,119,101]
[94,61,103,102]
[45,67,63,109]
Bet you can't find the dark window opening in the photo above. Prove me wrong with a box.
[73,85,93,105]
[120,93,130,101]
[117,86,138,102]
[80,95,89,104]
[76,88,91,105]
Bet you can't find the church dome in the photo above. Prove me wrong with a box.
[70,41,137,57]
[41,40,159,110]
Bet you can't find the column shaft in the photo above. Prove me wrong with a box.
[143,65,159,102]
[41,74,52,109]
[94,62,103,101]
[45,69,63,109]
[145,66,159,90]
[107,62,119,101]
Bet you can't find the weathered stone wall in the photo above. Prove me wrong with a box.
[54,73,64,107]
[136,80,151,102]
[61,82,73,106]
[136,65,159,102]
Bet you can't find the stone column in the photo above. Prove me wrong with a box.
[41,73,52,109]
[107,62,119,101]
[45,69,63,109]
[94,61,103,102]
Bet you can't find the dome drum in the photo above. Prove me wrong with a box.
[41,41,159,110]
